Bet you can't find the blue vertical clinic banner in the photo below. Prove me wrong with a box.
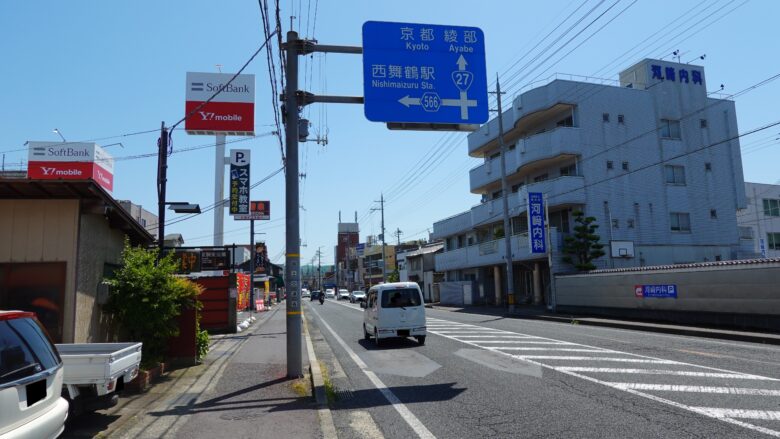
[229,149,250,215]
[527,192,546,254]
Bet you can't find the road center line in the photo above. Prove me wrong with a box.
[307,304,435,439]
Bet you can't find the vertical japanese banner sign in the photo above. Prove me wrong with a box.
[229,149,251,215]
[528,192,546,254]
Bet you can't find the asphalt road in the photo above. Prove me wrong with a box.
[305,299,780,439]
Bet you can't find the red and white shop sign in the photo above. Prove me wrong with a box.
[185,72,255,135]
[27,142,115,192]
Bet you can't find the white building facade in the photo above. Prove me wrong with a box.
[738,182,780,258]
[432,58,747,307]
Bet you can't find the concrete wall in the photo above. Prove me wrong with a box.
[555,261,780,330]
[75,213,126,343]
[0,199,79,342]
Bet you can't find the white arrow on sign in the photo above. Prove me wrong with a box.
[397,55,477,120]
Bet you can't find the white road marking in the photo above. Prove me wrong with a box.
[492,347,612,353]
[557,367,780,381]
[609,383,780,396]
[508,356,681,363]
[333,304,780,437]
[465,340,573,345]
[692,408,780,421]
[450,335,538,339]
[308,305,435,439]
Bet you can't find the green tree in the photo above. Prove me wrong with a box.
[561,211,606,271]
[103,240,200,367]
[387,269,400,282]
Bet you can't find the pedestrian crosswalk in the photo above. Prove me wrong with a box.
[426,317,780,437]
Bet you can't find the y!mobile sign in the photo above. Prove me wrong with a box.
[185,72,255,136]
[27,142,115,192]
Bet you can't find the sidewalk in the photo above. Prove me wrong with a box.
[428,303,780,345]
[77,304,322,439]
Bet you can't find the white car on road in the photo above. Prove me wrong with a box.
[337,289,351,301]
[324,289,336,299]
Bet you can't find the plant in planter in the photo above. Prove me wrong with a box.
[103,240,200,370]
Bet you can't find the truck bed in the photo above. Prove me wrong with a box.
[55,342,142,385]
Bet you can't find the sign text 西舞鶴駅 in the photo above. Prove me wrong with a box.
[362,21,488,125]
[229,149,250,215]
[527,192,546,254]
[235,200,270,220]
[634,284,678,298]
[185,72,255,135]
[26,141,115,192]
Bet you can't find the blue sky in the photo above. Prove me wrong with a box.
[2,0,778,266]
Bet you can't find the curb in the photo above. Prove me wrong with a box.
[302,312,338,439]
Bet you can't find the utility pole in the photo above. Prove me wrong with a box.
[283,30,302,378]
[214,134,226,246]
[282,30,361,378]
[317,247,322,290]
[494,75,516,312]
[394,228,403,246]
[157,122,168,262]
[372,194,386,283]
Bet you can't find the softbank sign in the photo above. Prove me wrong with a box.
[27,141,115,192]
[185,72,255,136]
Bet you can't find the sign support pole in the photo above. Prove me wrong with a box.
[250,219,255,314]
[284,30,303,378]
[494,76,515,312]
[214,133,226,246]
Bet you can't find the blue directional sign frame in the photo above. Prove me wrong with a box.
[362,21,489,124]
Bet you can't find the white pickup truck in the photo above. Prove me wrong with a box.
[55,342,142,416]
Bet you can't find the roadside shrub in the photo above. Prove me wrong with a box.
[103,240,201,368]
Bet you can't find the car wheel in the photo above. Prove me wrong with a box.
[364,324,370,341]
[416,336,426,345]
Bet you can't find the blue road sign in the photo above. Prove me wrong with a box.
[362,21,488,124]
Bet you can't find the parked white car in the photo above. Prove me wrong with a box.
[301,289,311,298]
[362,282,426,345]
[324,289,336,299]
[0,311,69,439]
[337,289,351,301]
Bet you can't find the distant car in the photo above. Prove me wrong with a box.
[0,311,69,438]
[350,291,366,303]
[310,290,321,301]
[325,289,336,299]
[301,289,311,298]
[338,289,351,300]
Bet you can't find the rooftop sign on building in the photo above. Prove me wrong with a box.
[185,72,255,136]
[27,141,114,192]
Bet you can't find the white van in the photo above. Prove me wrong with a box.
[362,282,426,345]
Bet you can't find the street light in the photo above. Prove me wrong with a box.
[158,201,201,259]
[52,128,66,142]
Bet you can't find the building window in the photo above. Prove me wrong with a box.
[627,218,635,228]
[768,232,780,250]
[508,143,516,151]
[664,165,686,185]
[490,152,500,160]
[670,212,691,232]
[763,199,780,217]
[710,209,718,219]
[492,189,503,200]
[622,161,629,171]
[606,160,614,170]
[560,164,577,176]
[618,114,625,124]
[557,115,574,127]
[511,182,524,193]
[140,218,147,227]
[612,219,619,229]
[533,174,548,183]
[660,119,681,139]
[739,226,753,239]
[602,113,610,122]
[705,162,712,171]
[700,119,708,128]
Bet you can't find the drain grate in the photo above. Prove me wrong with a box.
[335,389,355,401]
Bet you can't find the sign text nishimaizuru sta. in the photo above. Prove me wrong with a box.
[362,21,488,124]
